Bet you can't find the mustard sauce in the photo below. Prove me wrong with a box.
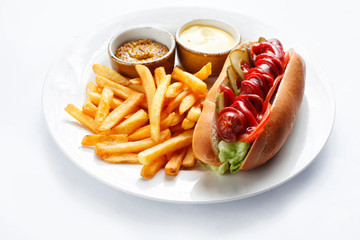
[115,39,169,63]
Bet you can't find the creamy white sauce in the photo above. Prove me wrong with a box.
[179,25,236,53]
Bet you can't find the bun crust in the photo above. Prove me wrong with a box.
[192,43,306,170]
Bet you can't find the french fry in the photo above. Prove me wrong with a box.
[98,92,144,131]
[154,67,166,88]
[129,78,142,85]
[96,75,136,100]
[110,109,148,135]
[82,101,98,118]
[181,118,196,130]
[85,81,99,93]
[150,75,171,142]
[65,104,97,133]
[93,64,146,93]
[82,81,99,117]
[165,82,183,98]
[138,130,193,165]
[186,104,202,122]
[99,153,140,164]
[170,110,185,126]
[165,148,187,176]
[194,62,212,80]
[81,134,128,147]
[165,89,190,114]
[166,151,175,161]
[95,129,171,156]
[171,67,208,96]
[89,92,123,110]
[160,112,177,128]
[141,156,168,179]
[179,93,197,115]
[128,112,175,141]
[84,81,99,102]
[94,87,114,130]
[169,123,184,133]
[128,84,145,94]
[93,64,130,86]
[182,145,196,168]
[136,65,156,109]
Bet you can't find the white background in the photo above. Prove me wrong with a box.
[0,0,358,239]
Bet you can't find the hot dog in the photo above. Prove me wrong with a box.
[193,38,305,173]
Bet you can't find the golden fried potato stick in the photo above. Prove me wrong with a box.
[89,92,123,110]
[82,101,98,118]
[165,148,187,176]
[135,65,156,109]
[94,87,114,130]
[154,66,166,88]
[81,134,128,147]
[169,123,184,133]
[194,62,212,80]
[165,82,183,98]
[95,129,171,156]
[96,75,138,100]
[129,78,142,86]
[92,64,144,93]
[169,110,185,126]
[93,64,130,86]
[150,75,171,142]
[82,81,99,117]
[179,93,197,115]
[84,81,99,100]
[186,104,202,122]
[165,89,190,114]
[110,109,148,135]
[98,92,144,131]
[182,145,196,168]
[138,130,193,165]
[65,104,98,133]
[140,156,168,179]
[171,67,208,96]
[99,153,140,164]
[127,83,145,94]
[166,151,175,161]
[181,118,196,130]
[128,112,175,141]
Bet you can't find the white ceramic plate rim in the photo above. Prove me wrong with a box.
[42,7,335,204]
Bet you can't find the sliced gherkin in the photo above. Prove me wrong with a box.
[226,66,240,96]
[246,45,255,67]
[216,92,225,115]
[258,36,266,43]
[229,49,252,83]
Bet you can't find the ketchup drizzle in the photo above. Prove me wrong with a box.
[216,39,287,143]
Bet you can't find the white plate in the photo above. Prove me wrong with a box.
[42,7,335,204]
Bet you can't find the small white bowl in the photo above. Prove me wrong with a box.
[175,19,240,75]
[108,26,176,78]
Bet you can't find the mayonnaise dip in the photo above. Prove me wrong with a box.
[179,25,236,53]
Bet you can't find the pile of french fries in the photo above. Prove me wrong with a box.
[65,62,211,179]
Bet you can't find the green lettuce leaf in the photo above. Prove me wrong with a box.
[218,140,250,174]
[201,161,229,175]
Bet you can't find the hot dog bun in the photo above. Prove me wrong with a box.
[193,41,305,170]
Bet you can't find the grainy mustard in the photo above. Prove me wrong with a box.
[115,39,169,63]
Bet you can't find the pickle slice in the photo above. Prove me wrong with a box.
[246,44,255,67]
[216,92,225,115]
[226,66,240,96]
[258,37,266,43]
[229,49,252,82]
